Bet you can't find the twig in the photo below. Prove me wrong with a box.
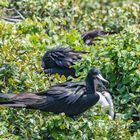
[13,8,25,20]
[6,15,22,19]
[1,17,22,23]
[4,7,25,20]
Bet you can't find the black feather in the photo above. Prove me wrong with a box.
[42,47,87,77]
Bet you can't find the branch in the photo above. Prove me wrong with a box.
[4,7,25,20]
[1,17,22,23]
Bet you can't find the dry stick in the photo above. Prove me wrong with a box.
[5,15,22,19]
[3,7,25,22]
[1,17,22,22]
[13,8,25,20]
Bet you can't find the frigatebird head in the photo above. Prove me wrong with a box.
[88,68,109,89]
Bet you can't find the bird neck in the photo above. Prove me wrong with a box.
[85,74,96,94]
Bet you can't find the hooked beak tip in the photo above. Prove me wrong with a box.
[96,74,109,83]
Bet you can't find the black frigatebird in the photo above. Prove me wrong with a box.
[0,68,114,119]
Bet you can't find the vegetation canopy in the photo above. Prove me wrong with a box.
[0,0,140,139]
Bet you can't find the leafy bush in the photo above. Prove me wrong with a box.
[0,0,140,139]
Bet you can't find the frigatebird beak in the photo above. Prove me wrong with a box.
[96,74,109,83]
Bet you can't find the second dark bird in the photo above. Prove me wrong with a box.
[82,30,116,45]
[42,47,87,77]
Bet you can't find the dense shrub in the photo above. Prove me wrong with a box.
[0,0,140,139]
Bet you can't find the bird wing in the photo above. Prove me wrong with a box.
[44,81,86,104]
[0,82,86,110]
[42,47,86,68]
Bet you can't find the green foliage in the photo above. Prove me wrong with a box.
[0,0,140,139]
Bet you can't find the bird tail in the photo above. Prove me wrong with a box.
[0,93,16,99]
[0,91,46,109]
[0,102,26,107]
[0,93,26,108]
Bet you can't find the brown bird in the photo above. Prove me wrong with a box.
[82,30,116,45]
